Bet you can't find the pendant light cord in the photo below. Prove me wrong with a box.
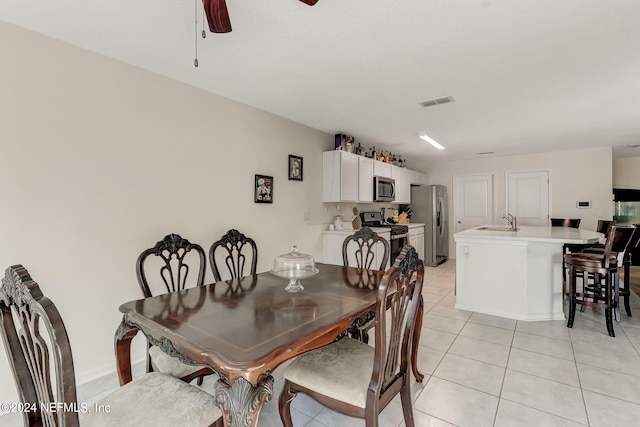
[194,0,199,67]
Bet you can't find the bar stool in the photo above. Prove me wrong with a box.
[565,225,618,336]
[552,218,582,284]
[581,224,639,319]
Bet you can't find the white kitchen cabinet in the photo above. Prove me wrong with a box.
[323,151,421,203]
[373,161,393,178]
[408,224,425,261]
[410,171,427,186]
[357,156,374,203]
[323,151,359,202]
[322,229,391,269]
[391,166,411,204]
[402,168,412,203]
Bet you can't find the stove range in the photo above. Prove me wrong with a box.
[359,212,409,236]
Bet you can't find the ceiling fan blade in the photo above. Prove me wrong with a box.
[298,0,319,5]
[203,0,232,33]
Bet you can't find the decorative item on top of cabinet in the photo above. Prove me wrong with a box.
[335,133,355,152]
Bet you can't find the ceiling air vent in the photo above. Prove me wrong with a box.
[418,96,455,108]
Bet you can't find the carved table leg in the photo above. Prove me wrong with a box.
[114,318,140,386]
[411,295,425,382]
[213,375,274,427]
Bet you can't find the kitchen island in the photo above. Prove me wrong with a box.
[454,226,602,321]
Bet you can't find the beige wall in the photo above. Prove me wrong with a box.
[417,146,614,259]
[0,23,333,402]
[613,157,640,189]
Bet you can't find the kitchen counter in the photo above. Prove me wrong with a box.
[454,225,602,244]
[453,225,602,321]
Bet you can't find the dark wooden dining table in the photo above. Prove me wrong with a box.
[114,263,423,427]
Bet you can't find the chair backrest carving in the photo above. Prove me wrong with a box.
[342,226,390,271]
[369,245,423,407]
[136,233,206,298]
[0,265,80,427]
[209,229,258,282]
[551,218,581,228]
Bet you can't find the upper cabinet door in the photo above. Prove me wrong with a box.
[323,151,358,202]
[391,166,411,204]
[358,156,374,203]
[373,161,393,178]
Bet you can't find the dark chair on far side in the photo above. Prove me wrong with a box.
[342,226,390,343]
[566,225,619,336]
[278,246,424,427]
[136,233,214,384]
[581,224,639,319]
[551,218,582,228]
[0,265,222,427]
[342,226,390,271]
[552,218,582,283]
[209,229,258,282]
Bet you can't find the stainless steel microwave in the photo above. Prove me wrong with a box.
[374,176,396,202]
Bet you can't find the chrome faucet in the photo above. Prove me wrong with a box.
[502,213,518,231]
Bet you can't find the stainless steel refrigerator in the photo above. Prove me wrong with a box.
[411,185,448,266]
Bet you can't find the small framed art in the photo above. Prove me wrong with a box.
[288,155,303,181]
[255,175,273,203]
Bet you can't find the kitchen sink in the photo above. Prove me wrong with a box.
[475,226,519,231]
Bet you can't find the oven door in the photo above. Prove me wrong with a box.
[390,233,407,263]
[374,176,396,202]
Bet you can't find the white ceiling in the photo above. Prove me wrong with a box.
[3,0,640,161]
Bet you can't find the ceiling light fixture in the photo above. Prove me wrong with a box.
[419,132,445,150]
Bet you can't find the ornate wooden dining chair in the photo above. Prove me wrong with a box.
[342,226,390,343]
[209,229,258,282]
[136,233,213,383]
[278,246,424,427]
[342,226,390,271]
[0,265,222,427]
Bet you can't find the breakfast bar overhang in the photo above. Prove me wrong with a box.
[454,226,602,321]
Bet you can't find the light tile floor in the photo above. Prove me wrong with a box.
[4,260,640,426]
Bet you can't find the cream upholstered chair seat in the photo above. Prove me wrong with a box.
[80,372,222,426]
[283,337,374,408]
[149,345,211,379]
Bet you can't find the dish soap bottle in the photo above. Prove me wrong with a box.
[352,207,362,230]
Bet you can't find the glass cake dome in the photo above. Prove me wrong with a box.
[270,246,318,293]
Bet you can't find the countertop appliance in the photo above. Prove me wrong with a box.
[374,176,395,202]
[410,185,448,266]
[360,211,409,263]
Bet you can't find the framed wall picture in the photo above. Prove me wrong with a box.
[255,175,273,203]
[288,155,303,181]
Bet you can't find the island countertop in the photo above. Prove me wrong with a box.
[454,225,602,244]
[453,225,603,321]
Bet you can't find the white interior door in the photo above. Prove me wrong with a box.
[453,173,494,232]
[507,170,550,226]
